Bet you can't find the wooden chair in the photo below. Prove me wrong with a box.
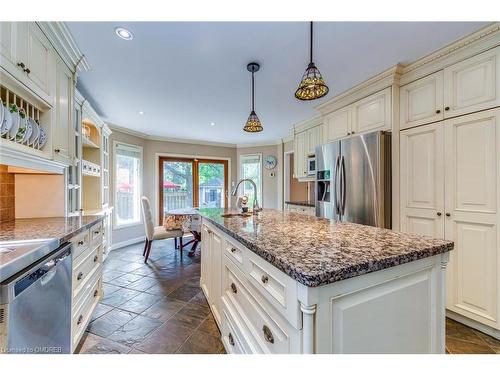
[141,196,183,263]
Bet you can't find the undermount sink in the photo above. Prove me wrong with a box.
[221,213,252,218]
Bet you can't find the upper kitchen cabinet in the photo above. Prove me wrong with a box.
[0,22,55,105]
[307,125,323,154]
[351,87,392,134]
[293,117,323,181]
[53,60,74,164]
[400,71,444,130]
[324,107,350,143]
[444,46,500,118]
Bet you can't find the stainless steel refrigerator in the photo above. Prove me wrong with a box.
[315,131,391,228]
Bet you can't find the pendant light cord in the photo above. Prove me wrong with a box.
[251,71,255,111]
[310,21,313,64]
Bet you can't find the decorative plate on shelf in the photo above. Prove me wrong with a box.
[264,155,277,170]
[27,118,39,146]
[1,104,13,137]
[8,110,20,141]
[38,127,47,149]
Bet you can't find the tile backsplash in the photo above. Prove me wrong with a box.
[0,164,15,222]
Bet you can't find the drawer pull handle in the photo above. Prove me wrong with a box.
[77,272,84,281]
[17,62,25,68]
[94,289,98,297]
[77,314,83,325]
[23,67,31,74]
[261,275,269,284]
[78,240,84,245]
[228,333,235,346]
[94,230,100,235]
[436,109,441,114]
[437,212,442,217]
[231,283,237,294]
[230,248,236,253]
[445,106,450,111]
[93,255,99,263]
[263,325,274,344]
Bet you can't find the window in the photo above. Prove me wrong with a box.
[239,154,262,208]
[114,142,142,228]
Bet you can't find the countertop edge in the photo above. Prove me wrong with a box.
[201,214,453,287]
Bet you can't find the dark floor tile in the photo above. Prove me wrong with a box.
[87,308,137,337]
[90,303,113,322]
[118,292,163,314]
[112,262,144,273]
[107,273,144,287]
[475,330,500,353]
[142,297,187,322]
[131,265,156,276]
[135,321,193,354]
[176,330,225,354]
[446,337,495,354]
[146,281,181,296]
[197,315,220,337]
[128,348,147,354]
[446,318,487,346]
[76,332,131,354]
[189,291,209,307]
[101,288,140,308]
[107,315,163,347]
[102,270,126,282]
[167,302,210,330]
[103,283,122,296]
[168,285,202,302]
[125,276,159,292]
[118,254,147,263]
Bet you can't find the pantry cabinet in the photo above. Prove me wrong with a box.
[400,108,500,330]
[324,87,392,142]
[400,46,500,131]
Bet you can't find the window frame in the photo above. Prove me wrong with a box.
[113,141,144,230]
[238,153,263,206]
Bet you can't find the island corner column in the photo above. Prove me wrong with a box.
[298,283,319,354]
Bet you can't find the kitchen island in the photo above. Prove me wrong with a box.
[198,208,454,354]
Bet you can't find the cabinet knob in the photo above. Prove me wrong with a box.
[261,275,269,284]
[93,255,99,263]
[230,283,237,294]
[446,213,451,217]
[228,333,235,346]
[351,131,355,134]
[77,271,84,281]
[54,149,60,153]
[17,62,25,68]
[347,132,351,136]
[230,248,236,253]
[445,106,450,111]
[23,68,31,74]
[78,240,84,245]
[436,109,441,114]
[94,289,98,297]
[77,314,83,325]
[263,325,274,344]
[437,212,442,216]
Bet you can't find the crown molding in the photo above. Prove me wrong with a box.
[293,114,324,133]
[107,123,237,148]
[36,22,89,73]
[399,22,500,85]
[282,135,294,144]
[315,64,403,115]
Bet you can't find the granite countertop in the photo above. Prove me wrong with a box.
[285,201,315,207]
[198,208,454,287]
[0,215,104,281]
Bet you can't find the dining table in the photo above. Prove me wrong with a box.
[163,208,201,257]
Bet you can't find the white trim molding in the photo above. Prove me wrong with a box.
[110,236,144,251]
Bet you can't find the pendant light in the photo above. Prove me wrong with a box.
[243,62,263,133]
[295,21,329,101]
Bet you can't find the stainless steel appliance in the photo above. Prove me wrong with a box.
[307,155,316,176]
[315,131,391,228]
[0,243,72,354]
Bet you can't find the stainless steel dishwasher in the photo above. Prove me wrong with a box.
[0,243,72,354]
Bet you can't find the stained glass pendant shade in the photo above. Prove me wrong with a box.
[243,62,263,133]
[295,22,329,101]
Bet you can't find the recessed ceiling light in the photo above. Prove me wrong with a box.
[138,111,144,115]
[115,27,133,40]
[209,122,215,126]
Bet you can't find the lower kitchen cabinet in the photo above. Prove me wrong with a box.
[285,203,315,216]
[400,108,500,332]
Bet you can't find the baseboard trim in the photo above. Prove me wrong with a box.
[110,236,144,251]
[446,310,500,340]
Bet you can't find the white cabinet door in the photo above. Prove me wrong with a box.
[352,87,391,135]
[444,109,499,329]
[53,61,73,164]
[294,131,307,179]
[400,122,445,239]
[201,223,211,302]
[400,71,444,130]
[0,22,17,72]
[307,125,323,154]
[325,107,351,142]
[444,46,500,118]
[210,230,223,325]
[24,23,53,100]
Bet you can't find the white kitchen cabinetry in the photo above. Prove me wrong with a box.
[294,125,322,180]
[324,87,392,142]
[285,203,315,216]
[307,125,323,154]
[400,108,500,330]
[53,60,73,164]
[400,46,500,131]
[351,87,392,134]
[400,71,444,130]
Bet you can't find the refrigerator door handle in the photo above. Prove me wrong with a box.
[341,155,346,215]
[334,155,340,215]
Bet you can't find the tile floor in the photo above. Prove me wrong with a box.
[76,238,500,354]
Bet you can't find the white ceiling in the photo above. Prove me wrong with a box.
[67,22,488,145]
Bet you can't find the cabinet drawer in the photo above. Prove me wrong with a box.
[221,309,244,354]
[71,230,90,260]
[224,257,298,354]
[224,238,244,268]
[90,221,103,244]
[72,275,101,349]
[73,245,101,298]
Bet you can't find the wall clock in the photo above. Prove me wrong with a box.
[264,155,277,170]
